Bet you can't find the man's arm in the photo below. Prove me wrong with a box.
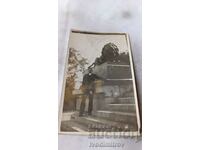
[82,75,87,85]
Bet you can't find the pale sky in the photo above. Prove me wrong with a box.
[68,32,128,66]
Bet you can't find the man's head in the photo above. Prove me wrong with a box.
[88,68,93,75]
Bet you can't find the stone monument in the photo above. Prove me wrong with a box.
[64,43,138,132]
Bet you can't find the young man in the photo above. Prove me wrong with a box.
[79,68,100,117]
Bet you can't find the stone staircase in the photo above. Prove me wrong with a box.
[61,91,138,132]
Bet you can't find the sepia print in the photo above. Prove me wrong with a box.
[59,30,141,136]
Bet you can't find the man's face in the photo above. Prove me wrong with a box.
[88,69,92,75]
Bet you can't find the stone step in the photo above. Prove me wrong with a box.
[108,104,136,112]
[114,97,135,104]
[104,97,134,104]
[60,120,89,132]
[94,110,137,125]
[73,116,137,132]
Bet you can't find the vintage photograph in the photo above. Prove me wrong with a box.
[59,30,140,135]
